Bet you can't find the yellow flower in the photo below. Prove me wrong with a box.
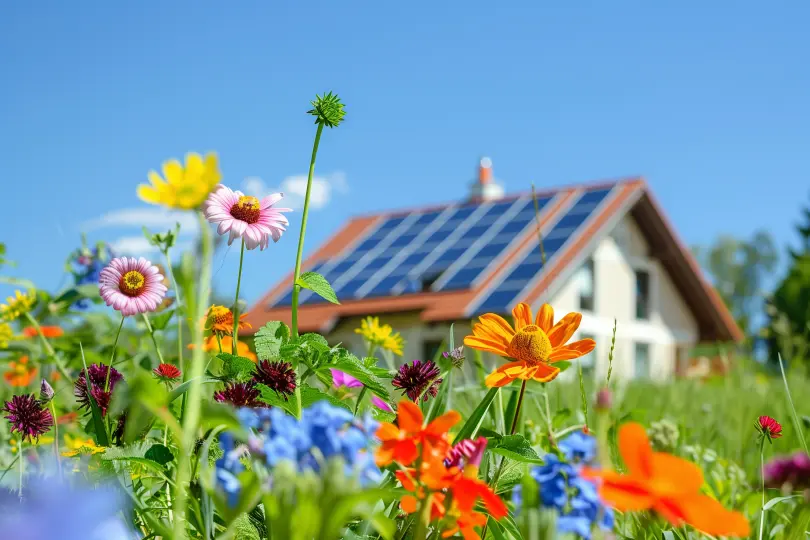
[0,289,36,322]
[0,322,12,348]
[204,304,251,335]
[137,152,222,210]
[61,434,106,457]
[354,316,404,356]
[10,435,54,454]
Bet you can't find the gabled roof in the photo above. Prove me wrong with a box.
[244,177,743,343]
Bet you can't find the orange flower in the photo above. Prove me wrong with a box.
[582,422,751,537]
[188,334,257,361]
[22,326,64,339]
[4,356,37,387]
[464,302,595,387]
[375,400,460,467]
[203,305,251,335]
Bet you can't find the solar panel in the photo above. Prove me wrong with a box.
[470,186,614,314]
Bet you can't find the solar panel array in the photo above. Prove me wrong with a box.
[270,184,616,313]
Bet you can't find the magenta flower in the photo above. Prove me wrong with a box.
[3,394,53,442]
[392,360,442,402]
[445,436,488,469]
[214,382,266,408]
[371,396,393,412]
[331,369,363,389]
[254,360,297,401]
[75,364,123,418]
[203,186,291,250]
[98,257,167,316]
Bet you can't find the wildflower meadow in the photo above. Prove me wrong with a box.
[1,93,809,540]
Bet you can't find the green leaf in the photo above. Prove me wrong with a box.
[453,386,500,444]
[489,434,544,464]
[763,494,801,511]
[79,346,110,447]
[149,309,176,331]
[254,321,291,360]
[256,384,300,417]
[168,376,221,403]
[554,361,573,373]
[300,386,351,411]
[200,400,248,436]
[297,271,340,304]
[144,444,174,466]
[328,355,391,401]
[217,353,257,381]
[552,408,571,426]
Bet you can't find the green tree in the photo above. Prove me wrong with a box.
[693,230,778,340]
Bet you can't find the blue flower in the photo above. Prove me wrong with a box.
[513,453,613,539]
[215,432,246,507]
[558,431,597,465]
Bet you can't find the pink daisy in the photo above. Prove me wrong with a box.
[203,185,292,250]
[99,257,168,316]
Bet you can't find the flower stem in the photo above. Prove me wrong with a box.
[173,210,213,540]
[50,401,61,477]
[142,314,165,365]
[17,435,23,499]
[215,333,223,354]
[290,122,324,339]
[23,312,71,382]
[354,386,368,416]
[758,436,767,540]
[162,248,184,377]
[105,315,125,392]
[231,238,246,355]
[541,382,555,446]
[412,494,432,540]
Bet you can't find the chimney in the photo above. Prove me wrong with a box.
[469,156,505,202]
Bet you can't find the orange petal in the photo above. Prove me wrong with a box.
[392,439,420,466]
[376,422,400,441]
[397,400,424,433]
[485,369,518,388]
[650,452,704,497]
[511,303,533,331]
[471,322,511,345]
[548,339,596,361]
[535,303,554,332]
[478,313,516,341]
[463,336,509,357]
[618,422,654,479]
[426,410,461,436]
[546,312,582,348]
[395,469,417,491]
[401,494,418,514]
[583,469,655,511]
[375,444,395,466]
[655,495,751,537]
[531,363,560,382]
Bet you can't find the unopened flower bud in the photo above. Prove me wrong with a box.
[595,387,612,411]
[442,346,465,369]
[39,379,55,404]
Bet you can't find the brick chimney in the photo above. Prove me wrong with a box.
[469,157,505,202]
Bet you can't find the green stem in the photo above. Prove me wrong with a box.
[290,122,324,339]
[50,401,61,477]
[105,315,126,391]
[412,495,432,540]
[18,435,23,499]
[23,313,71,382]
[215,333,223,353]
[541,382,555,445]
[162,248,184,376]
[142,314,165,365]
[758,437,767,540]
[231,239,246,355]
[164,422,174,523]
[354,387,368,416]
[173,210,213,540]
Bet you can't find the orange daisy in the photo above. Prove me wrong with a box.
[22,326,64,339]
[464,302,595,387]
[376,400,460,467]
[204,305,251,335]
[4,356,38,387]
[583,422,751,537]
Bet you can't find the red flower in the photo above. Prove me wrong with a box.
[22,326,64,339]
[153,363,182,382]
[757,415,783,442]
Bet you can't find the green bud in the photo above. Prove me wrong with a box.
[307,92,345,128]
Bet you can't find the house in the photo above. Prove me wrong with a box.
[243,159,742,381]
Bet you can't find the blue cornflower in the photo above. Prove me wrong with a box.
[0,476,137,540]
[513,453,613,540]
[559,431,597,465]
[215,432,247,507]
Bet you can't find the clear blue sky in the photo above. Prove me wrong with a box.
[1,1,808,307]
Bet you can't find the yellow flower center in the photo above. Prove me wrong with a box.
[119,270,146,297]
[230,195,261,224]
[208,305,232,326]
[507,324,552,365]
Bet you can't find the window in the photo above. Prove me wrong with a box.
[422,339,444,362]
[577,258,595,311]
[635,269,650,320]
[634,343,650,379]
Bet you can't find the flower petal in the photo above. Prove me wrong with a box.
[546,312,582,347]
[654,495,751,537]
[650,452,704,496]
[530,363,560,382]
[582,468,655,511]
[463,335,509,357]
[400,494,418,514]
[396,400,424,433]
[477,313,516,341]
[618,422,654,479]
[511,303,533,331]
[548,339,596,361]
[425,410,461,436]
[535,303,554,332]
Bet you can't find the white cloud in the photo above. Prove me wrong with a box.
[83,208,199,235]
[242,171,348,211]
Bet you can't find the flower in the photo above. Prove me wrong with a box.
[392,360,442,402]
[153,363,182,383]
[442,345,465,368]
[214,381,265,408]
[376,400,460,467]
[3,394,53,441]
[764,452,810,491]
[137,152,222,210]
[98,257,168,317]
[0,322,11,348]
[205,304,251,335]
[0,476,134,540]
[4,356,38,387]
[39,379,55,404]
[595,387,612,411]
[444,436,488,469]
[0,289,36,321]
[354,316,404,356]
[74,363,123,417]
[582,422,751,537]
[253,360,297,400]
[757,415,783,442]
[514,453,613,540]
[331,368,363,389]
[190,335,257,361]
[61,434,106,457]
[22,326,63,339]
[214,432,246,507]
[559,430,598,465]
[464,302,595,387]
[204,185,291,250]
[371,396,393,412]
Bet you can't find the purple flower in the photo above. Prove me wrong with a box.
[254,360,297,401]
[3,394,53,442]
[371,396,393,412]
[75,364,123,417]
[331,369,363,389]
[764,451,810,490]
[445,436,488,469]
[214,382,266,408]
[392,360,442,402]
